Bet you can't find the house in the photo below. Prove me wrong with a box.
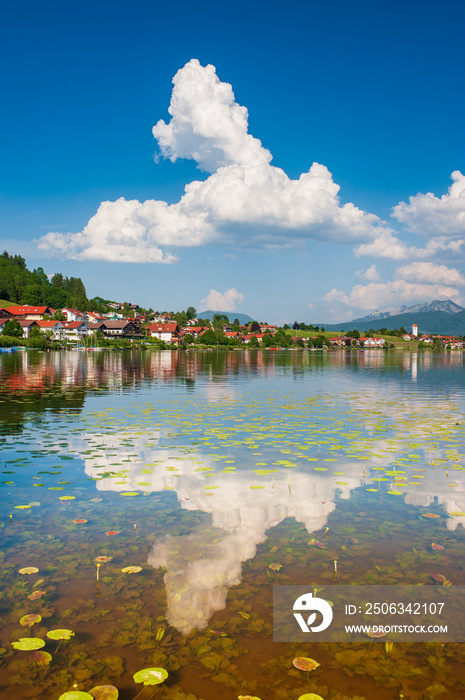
[4,305,52,320]
[260,325,277,334]
[363,337,385,347]
[62,321,88,342]
[86,322,107,336]
[36,320,64,340]
[0,308,13,319]
[101,320,142,338]
[17,320,39,338]
[85,311,106,323]
[0,320,8,334]
[148,322,179,343]
[62,308,86,322]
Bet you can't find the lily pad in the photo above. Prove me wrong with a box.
[20,614,42,627]
[133,667,168,685]
[298,695,325,700]
[292,657,320,671]
[89,685,119,700]
[18,567,39,575]
[12,637,45,651]
[47,629,74,640]
[121,566,142,573]
[28,590,46,600]
[31,650,52,665]
[58,693,93,700]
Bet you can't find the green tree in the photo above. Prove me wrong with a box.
[248,335,259,348]
[2,319,22,338]
[186,306,196,320]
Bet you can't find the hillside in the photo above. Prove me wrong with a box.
[199,310,255,325]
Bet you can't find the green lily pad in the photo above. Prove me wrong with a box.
[133,667,168,685]
[58,693,94,700]
[47,629,74,640]
[298,695,325,700]
[89,686,119,700]
[20,614,42,627]
[12,637,45,651]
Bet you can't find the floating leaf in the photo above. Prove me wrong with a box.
[121,566,142,573]
[12,637,45,650]
[120,492,139,496]
[422,513,440,518]
[31,650,52,665]
[59,495,75,500]
[20,613,42,627]
[431,543,444,551]
[449,511,465,516]
[18,567,39,575]
[14,505,31,509]
[297,695,325,700]
[47,628,74,640]
[292,657,320,671]
[95,556,112,563]
[349,538,359,544]
[133,667,168,685]
[73,519,88,524]
[432,574,446,582]
[89,685,119,700]
[58,693,93,700]
[28,590,46,600]
[91,498,102,502]
[269,563,282,571]
[105,531,119,536]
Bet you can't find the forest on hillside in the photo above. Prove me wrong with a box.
[0,251,93,311]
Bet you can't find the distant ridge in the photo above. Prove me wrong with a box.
[320,300,465,335]
[198,310,255,325]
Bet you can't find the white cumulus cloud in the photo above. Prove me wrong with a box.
[392,171,465,237]
[355,264,381,281]
[395,262,465,287]
[324,279,463,312]
[199,288,244,312]
[38,59,391,263]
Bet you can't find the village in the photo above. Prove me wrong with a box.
[0,304,462,350]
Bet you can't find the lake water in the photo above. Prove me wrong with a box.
[1,349,465,700]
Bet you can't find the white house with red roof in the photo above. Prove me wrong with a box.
[62,308,86,322]
[148,322,179,342]
[62,321,88,341]
[363,337,385,347]
[36,320,64,339]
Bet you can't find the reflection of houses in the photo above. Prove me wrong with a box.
[148,322,179,343]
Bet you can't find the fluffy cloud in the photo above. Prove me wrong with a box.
[199,288,244,312]
[355,264,380,282]
[353,231,408,260]
[324,279,463,312]
[38,59,390,262]
[392,171,465,237]
[395,262,465,287]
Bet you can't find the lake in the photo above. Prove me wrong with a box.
[1,348,465,700]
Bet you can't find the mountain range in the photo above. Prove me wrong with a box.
[320,300,465,336]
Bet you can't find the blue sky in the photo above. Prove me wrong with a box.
[1,0,464,323]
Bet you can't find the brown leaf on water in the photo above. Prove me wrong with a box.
[432,574,446,582]
[431,543,444,551]
[269,562,282,571]
[422,514,440,518]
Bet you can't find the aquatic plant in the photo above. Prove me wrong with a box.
[12,637,45,650]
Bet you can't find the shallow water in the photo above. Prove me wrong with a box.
[1,348,465,700]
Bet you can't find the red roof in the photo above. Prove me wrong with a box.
[37,320,61,328]
[149,323,178,332]
[63,321,86,329]
[6,305,50,315]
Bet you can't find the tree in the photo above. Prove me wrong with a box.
[186,306,196,320]
[248,335,259,348]
[2,319,22,338]
[233,318,240,326]
[249,321,260,332]
[262,333,273,348]
[198,329,217,345]
[53,310,66,321]
[292,321,300,330]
